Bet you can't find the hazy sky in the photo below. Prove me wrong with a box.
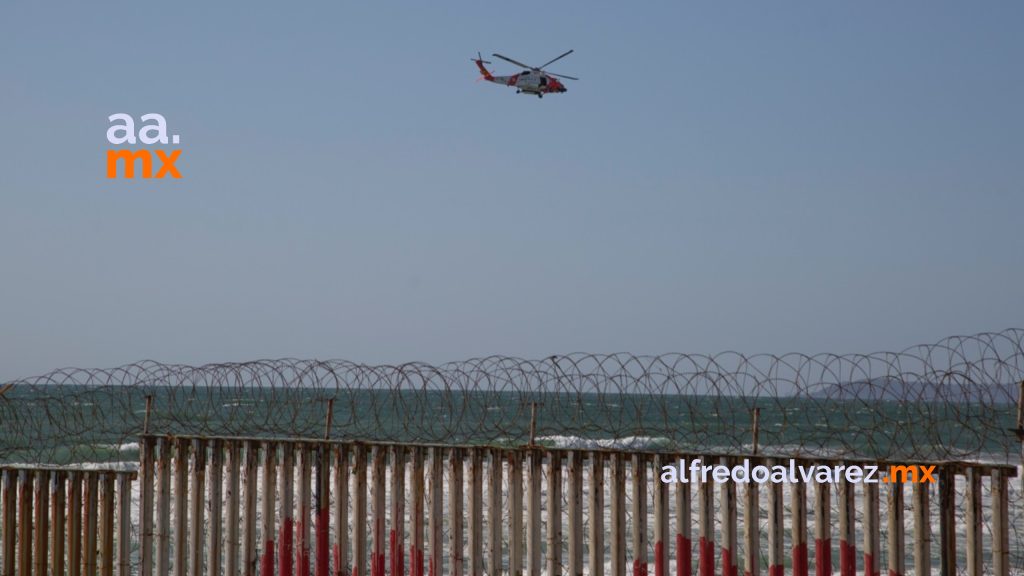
[2,2,1022,380]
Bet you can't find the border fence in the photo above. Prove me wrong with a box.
[0,329,1023,575]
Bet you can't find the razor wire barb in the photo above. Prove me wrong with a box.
[1,329,1022,465]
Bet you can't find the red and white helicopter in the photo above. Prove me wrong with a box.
[473,50,578,98]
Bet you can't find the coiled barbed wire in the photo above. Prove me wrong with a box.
[1,329,1022,465]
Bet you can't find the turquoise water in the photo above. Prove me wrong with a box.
[0,384,1018,465]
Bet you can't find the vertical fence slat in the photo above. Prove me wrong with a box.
[720,457,737,576]
[450,447,464,576]
[332,444,348,576]
[610,453,626,576]
[70,470,84,576]
[631,453,647,576]
[279,442,295,576]
[52,470,67,576]
[316,444,329,576]
[316,444,331,576]
[548,451,563,576]
[352,445,366,576]
[34,470,49,576]
[261,442,277,576]
[699,473,715,576]
[117,473,131,576]
[226,440,242,576]
[965,468,982,576]
[243,440,260,576]
[2,470,15,576]
[174,438,188,576]
[653,454,669,576]
[912,481,930,576]
[938,467,955,576]
[18,470,32,576]
[371,445,386,576]
[568,450,584,576]
[410,447,425,576]
[85,472,99,576]
[428,447,443,576]
[207,438,224,576]
[192,439,208,576]
[887,482,904,576]
[589,452,604,576]
[101,473,115,576]
[792,481,807,576]
[300,444,314,576]
[488,448,502,576]
[141,437,156,576]
[992,469,1009,576]
[838,478,855,576]
[863,482,879,576]
[767,468,782,576]
[469,448,483,576]
[814,481,830,576]
[528,450,543,576]
[391,445,406,576]
[509,450,524,576]
[676,466,692,576]
[744,481,758,576]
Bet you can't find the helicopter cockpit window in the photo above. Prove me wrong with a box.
[522,70,530,75]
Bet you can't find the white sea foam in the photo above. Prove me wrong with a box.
[95,442,141,453]
[536,435,673,450]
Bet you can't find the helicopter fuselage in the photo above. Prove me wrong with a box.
[489,70,567,96]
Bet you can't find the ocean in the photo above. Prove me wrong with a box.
[0,384,1018,466]
[1,383,1022,575]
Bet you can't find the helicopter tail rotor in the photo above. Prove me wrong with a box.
[472,52,495,81]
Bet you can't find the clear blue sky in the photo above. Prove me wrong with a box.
[2,1,1022,379]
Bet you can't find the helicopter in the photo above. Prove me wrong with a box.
[472,50,578,98]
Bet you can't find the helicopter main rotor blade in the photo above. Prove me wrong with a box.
[492,53,533,70]
[538,49,574,70]
[547,72,579,81]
